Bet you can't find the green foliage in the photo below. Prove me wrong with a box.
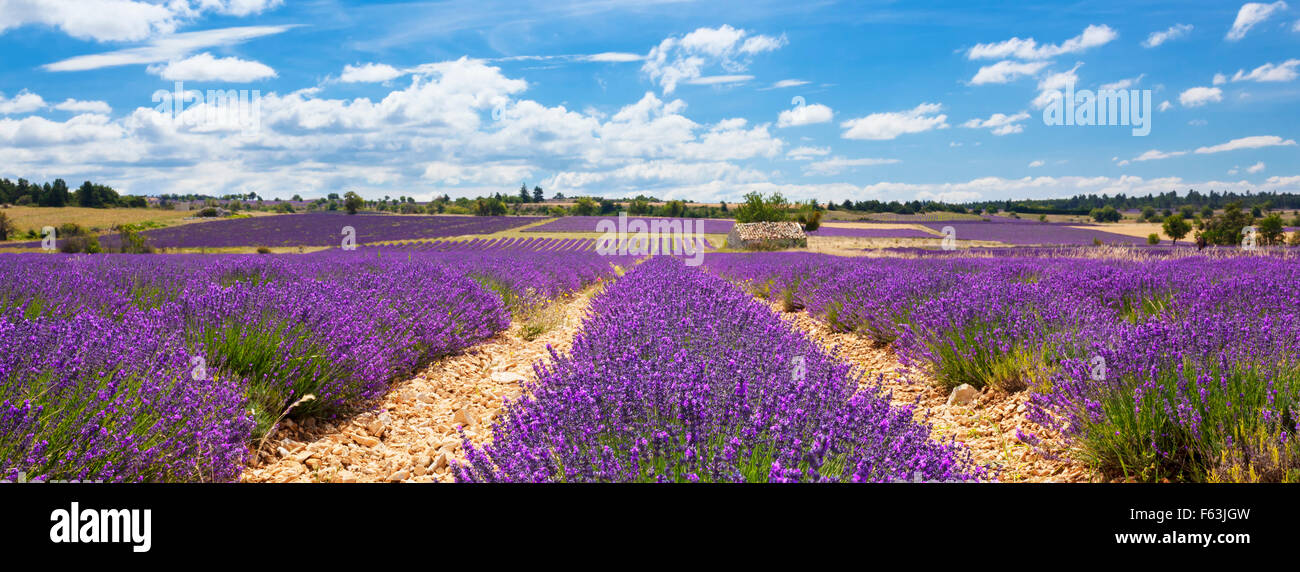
[1146,233,1160,245]
[1089,205,1121,223]
[1162,214,1191,245]
[0,211,12,241]
[733,192,789,223]
[571,197,597,216]
[1257,213,1285,246]
[344,191,364,215]
[1195,202,1254,247]
[473,197,507,216]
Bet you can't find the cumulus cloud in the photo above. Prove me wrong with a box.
[0,0,282,42]
[1028,160,1045,168]
[1227,2,1288,41]
[961,111,1030,135]
[1143,23,1193,47]
[969,60,1049,85]
[1030,63,1083,109]
[777,103,833,127]
[1248,161,1267,173]
[147,52,276,82]
[642,25,786,94]
[1178,86,1223,107]
[967,24,1117,60]
[54,99,112,114]
[339,63,404,83]
[840,103,948,140]
[0,90,48,114]
[1229,59,1300,82]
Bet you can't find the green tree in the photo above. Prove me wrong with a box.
[663,200,686,218]
[1147,233,1160,245]
[519,183,532,203]
[1257,213,1285,246]
[733,192,789,223]
[1162,214,1191,246]
[571,197,597,216]
[0,211,13,241]
[1140,206,1156,222]
[1089,205,1121,223]
[532,186,544,203]
[344,191,364,215]
[474,197,507,216]
[1196,203,1254,246]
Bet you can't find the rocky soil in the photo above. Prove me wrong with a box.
[240,289,597,483]
[767,302,1093,482]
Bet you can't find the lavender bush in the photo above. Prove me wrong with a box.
[704,251,1300,481]
[456,257,985,483]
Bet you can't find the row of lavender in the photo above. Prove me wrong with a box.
[704,252,1300,482]
[0,250,619,482]
[455,257,985,482]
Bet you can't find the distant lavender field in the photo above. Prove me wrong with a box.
[920,222,1148,245]
[525,216,735,234]
[807,226,934,238]
[124,214,543,248]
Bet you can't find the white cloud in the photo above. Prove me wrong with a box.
[1194,135,1296,153]
[54,99,112,114]
[1214,73,1228,85]
[642,25,786,94]
[969,60,1049,85]
[967,24,1117,60]
[803,157,900,176]
[1158,100,1173,112]
[0,90,47,114]
[1143,23,1193,47]
[1230,59,1300,82]
[777,103,833,127]
[0,0,282,43]
[44,25,292,72]
[841,103,948,140]
[583,52,644,63]
[684,74,753,86]
[0,0,176,42]
[961,111,1030,135]
[1227,2,1289,41]
[1178,86,1223,107]
[786,146,830,160]
[422,160,534,185]
[340,63,404,83]
[1118,135,1296,165]
[768,79,810,89]
[1028,160,1045,168]
[147,52,276,82]
[1100,74,1145,90]
[1030,63,1083,109]
[1248,161,1267,173]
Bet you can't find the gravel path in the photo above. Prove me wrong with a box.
[765,302,1092,482]
[241,288,598,483]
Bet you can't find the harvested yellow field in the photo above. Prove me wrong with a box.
[1,206,193,235]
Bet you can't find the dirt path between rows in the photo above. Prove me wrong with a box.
[766,303,1093,482]
[241,289,597,483]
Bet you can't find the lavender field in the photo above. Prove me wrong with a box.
[123,213,543,249]
[0,250,618,482]
[706,250,1300,482]
[5,232,1298,483]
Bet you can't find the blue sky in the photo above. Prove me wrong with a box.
[1,0,1298,203]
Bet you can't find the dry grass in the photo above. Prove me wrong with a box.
[1,206,196,236]
[1068,222,1165,240]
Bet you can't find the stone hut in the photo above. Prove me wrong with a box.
[726,221,807,250]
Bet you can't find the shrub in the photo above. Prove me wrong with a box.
[1146,233,1160,245]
